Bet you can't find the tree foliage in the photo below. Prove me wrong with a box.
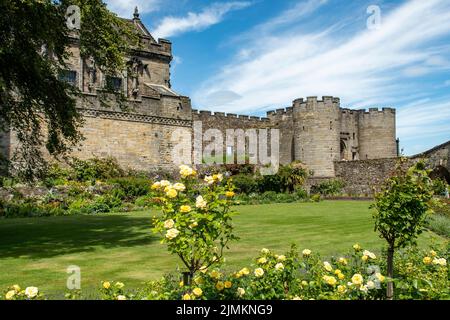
[0,0,137,180]
[371,158,436,298]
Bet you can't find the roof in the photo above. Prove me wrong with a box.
[144,83,180,97]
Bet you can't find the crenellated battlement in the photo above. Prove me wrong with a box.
[192,109,270,122]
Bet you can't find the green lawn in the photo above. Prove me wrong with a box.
[0,201,445,298]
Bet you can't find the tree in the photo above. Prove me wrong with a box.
[371,159,435,299]
[0,0,137,180]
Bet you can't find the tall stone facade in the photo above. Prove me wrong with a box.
[1,9,397,178]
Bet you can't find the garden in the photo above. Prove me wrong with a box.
[0,159,449,300]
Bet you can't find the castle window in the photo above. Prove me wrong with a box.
[105,76,122,91]
[353,133,356,140]
[330,121,333,130]
[59,70,77,86]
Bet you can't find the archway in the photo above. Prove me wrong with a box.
[430,165,450,184]
[340,139,347,160]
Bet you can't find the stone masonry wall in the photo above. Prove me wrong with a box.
[334,158,415,196]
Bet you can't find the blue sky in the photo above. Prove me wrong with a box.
[106,0,450,156]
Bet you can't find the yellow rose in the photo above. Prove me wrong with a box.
[257,257,267,264]
[353,244,361,251]
[196,195,207,209]
[5,290,16,300]
[224,281,232,289]
[261,248,270,254]
[430,250,437,257]
[338,272,345,280]
[115,282,124,289]
[166,188,178,198]
[323,261,333,272]
[338,257,348,265]
[182,293,191,300]
[423,256,432,265]
[117,295,127,300]
[351,274,363,286]
[194,277,204,285]
[103,281,111,289]
[237,287,245,297]
[216,281,225,291]
[189,221,198,229]
[334,269,341,275]
[193,287,203,297]
[337,285,347,293]
[302,249,311,257]
[362,255,368,262]
[165,228,180,240]
[151,182,161,190]
[323,275,337,286]
[225,191,235,198]
[277,255,286,261]
[375,273,385,282]
[240,267,250,276]
[163,219,175,229]
[12,285,21,292]
[213,174,223,182]
[210,270,220,279]
[254,268,264,277]
[179,165,195,178]
[180,205,191,213]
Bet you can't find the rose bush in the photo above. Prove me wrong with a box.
[151,165,238,283]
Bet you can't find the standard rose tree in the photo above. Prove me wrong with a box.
[151,166,238,284]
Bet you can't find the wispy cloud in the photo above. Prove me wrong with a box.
[105,0,161,18]
[153,1,252,39]
[194,0,450,110]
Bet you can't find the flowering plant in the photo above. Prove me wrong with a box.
[1,285,42,300]
[151,165,238,281]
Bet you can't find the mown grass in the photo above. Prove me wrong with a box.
[0,201,446,298]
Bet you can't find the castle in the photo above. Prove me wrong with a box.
[0,9,398,178]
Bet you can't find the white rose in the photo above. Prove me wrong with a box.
[166,228,180,240]
[24,287,39,298]
[275,263,284,271]
[164,219,175,229]
[196,195,207,209]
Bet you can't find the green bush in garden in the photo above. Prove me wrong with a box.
[311,179,345,196]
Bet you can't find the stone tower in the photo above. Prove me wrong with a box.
[293,97,341,177]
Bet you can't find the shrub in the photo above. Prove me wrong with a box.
[69,157,125,182]
[311,179,345,196]
[427,214,450,238]
[107,177,151,200]
[151,166,238,282]
[432,179,448,196]
[232,174,260,194]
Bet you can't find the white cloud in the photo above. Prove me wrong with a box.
[153,1,252,39]
[193,0,450,114]
[105,0,161,18]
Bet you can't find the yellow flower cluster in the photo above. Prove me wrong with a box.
[179,165,196,178]
[235,267,250,278]
[204,174,224,185]
[334,269,345,280]
[5,284,26,300]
